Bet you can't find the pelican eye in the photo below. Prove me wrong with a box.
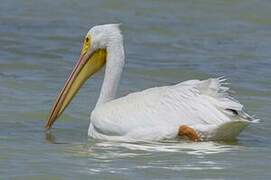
[86,37,89,42]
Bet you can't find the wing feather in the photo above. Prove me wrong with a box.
[91,78,255,140]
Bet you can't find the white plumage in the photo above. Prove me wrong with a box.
[47,24,256,141]
[89,76,254,141]
[84,24,256,141]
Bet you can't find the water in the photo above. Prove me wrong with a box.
[0,0,271,179]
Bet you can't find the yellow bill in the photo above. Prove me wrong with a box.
[45,37,106,129]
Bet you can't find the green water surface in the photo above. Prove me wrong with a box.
[0,0,271,179]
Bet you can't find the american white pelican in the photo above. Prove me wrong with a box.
[46,24,256,141]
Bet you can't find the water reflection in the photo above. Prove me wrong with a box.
[45,131,56,144]
[44,129,242,157]
[93,140,239,155]
[64,138,242,158]
[43,128,253,176]
[45,130,69,144]
[62,139,242,175]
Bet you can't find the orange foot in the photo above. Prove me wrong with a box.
[178,125,200,142]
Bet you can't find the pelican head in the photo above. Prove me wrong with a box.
[45,24,124,129]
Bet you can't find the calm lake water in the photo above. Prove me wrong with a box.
[1,0,271,179]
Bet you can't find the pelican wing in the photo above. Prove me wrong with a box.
[90,78,254,140]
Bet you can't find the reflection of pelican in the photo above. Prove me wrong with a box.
[45,131,56,144]
[45,24,256,141]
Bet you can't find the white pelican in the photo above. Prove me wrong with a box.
[46,24,256,141]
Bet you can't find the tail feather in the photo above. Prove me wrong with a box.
[197,78,257,122]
